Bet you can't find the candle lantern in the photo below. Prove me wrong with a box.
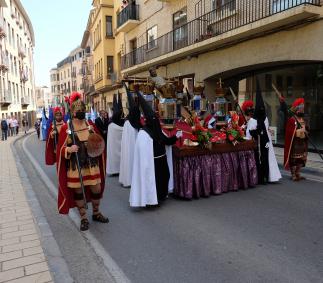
[214,80,228,127]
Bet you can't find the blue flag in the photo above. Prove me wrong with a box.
[41,108,48,141]
[46,107,54,138]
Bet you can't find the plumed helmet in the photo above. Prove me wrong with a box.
[291,98,305,112]
[70,92,86,114]
[241,100,254,113]
[53,107,62,115]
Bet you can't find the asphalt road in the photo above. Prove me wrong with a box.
[19,133,323,283]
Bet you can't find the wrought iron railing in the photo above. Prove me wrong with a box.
[121,0,321,70]
[117,4,139,28]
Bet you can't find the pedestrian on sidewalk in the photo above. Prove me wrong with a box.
[1,117,8,141]
[6,116,11,137]
[56,92,108,231]
[11,116,18,136]
[22,117,29,134]
[8,116,13,136]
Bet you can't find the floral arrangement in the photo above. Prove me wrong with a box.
[189,117,212,147]
[223,112,245,145]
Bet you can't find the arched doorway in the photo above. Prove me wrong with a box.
[205,62,323,150]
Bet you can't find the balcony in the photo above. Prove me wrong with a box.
[21,97,30,109]
[0,52,9,73]
[0,90,12,109]
[121,0,322,72]
[117,4,140,33]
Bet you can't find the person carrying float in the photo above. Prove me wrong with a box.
[56,92,108,231]
[45,107,65,165]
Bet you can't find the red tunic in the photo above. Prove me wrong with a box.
[45,121,64,165]
[284,117,297,170]
[56,121,106,214]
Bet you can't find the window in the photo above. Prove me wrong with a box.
[147,26,157,50]
[173,8,187,50]
[8,24,11,44]
[107,56,114,74]
[12,29,15,47]
[106,16,113,37]
[212,0,236,11]
[273,0,307,13]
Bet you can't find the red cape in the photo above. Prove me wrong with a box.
[284,117,297,170]
[56,121,106,214]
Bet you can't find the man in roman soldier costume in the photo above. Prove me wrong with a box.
[57,92,108,231]
[45,107,64,165]
[239,100,254,128]
[284,98,308,181]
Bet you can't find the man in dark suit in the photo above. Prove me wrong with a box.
[95,110,109,144]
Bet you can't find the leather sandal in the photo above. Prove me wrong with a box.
[92,213,109,223]
[80,219,89,231]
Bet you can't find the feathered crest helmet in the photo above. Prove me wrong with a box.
[69,92,85,114]
[53,107,63,115]
[291,98,305,112]
[241,100,254,113]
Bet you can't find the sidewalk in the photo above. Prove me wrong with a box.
[274,146,323,173]
[0,134,53,283]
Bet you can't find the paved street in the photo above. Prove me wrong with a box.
[11,132,322,283]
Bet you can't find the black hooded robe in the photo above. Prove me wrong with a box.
[144,125,177,201]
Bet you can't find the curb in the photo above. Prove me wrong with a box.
[22,133,131,283]
[11,132,74,283]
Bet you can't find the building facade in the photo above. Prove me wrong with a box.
[49,47,85,107]
[118,0,323,148]
[0,0,36,126]
[35,86,51,113]
[81,0,127,113]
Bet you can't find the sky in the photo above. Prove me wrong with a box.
[20,0,92,88]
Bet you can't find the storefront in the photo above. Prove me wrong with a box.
[235,63,323,150]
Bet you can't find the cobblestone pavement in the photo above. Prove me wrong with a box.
[0,134,53,283]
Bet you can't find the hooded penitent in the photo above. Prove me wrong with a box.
[253,80,269,144]
[111,93,124,126]
[126,89,141,130]
[137,91,163,141]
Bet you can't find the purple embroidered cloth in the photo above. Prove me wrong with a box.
[173,150,258,199]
